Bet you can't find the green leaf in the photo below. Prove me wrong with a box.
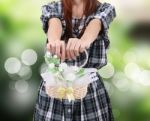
[77,73,84,78]
[44,55,60,65]
[76,68,85,75]
[48,67,58,73]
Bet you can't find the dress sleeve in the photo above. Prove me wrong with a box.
[93,2,116,31]
[40,1,61,33]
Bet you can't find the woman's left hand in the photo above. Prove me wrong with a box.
[66,38,91,60]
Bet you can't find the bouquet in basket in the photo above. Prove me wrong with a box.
[41,50,93,102]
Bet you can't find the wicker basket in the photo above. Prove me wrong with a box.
[42,49,91,100]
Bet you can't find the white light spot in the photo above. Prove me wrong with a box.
[99,63,115,79]
[112,72,130,92]
[124,62,141,82]
[4,57,21,74]
[18,65,32,80]
[138,70,150,86]
[15,80,28,93]
[21,49,37,66]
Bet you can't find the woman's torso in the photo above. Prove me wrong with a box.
[46,0,109,69]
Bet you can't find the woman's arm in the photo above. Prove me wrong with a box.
[47,18,62,42]
[40,2,66,61]
[80,2,116,45]
[66,3,116,60]
[66,20,102,60]
[46,18,65,61]
[80,19,102,44]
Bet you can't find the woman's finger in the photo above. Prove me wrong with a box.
[79,44,85,53]
[55,41,61,58]
[69,40,76,60]
[47,43,51,52]
[50,42,55,55]
[66,40,71,60]
[74,41,81,57]
[60,41,66,62]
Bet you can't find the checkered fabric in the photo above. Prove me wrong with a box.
[40,0,116,70]
[34,0,116,120]
[33,72,114,121]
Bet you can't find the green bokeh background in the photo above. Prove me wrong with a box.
[0,0,150,121]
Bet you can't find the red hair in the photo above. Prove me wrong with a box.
[61,0,99,42]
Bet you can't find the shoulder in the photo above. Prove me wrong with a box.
[95,1,116,13]
[41,0,62,15]
[42,0,62,7]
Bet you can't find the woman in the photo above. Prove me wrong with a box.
[34,0,116,120]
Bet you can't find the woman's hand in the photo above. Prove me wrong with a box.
[66,38,91,60]
[47,40,66,62]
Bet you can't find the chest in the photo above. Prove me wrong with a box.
[60,15,94,38]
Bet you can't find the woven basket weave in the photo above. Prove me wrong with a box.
[45,84,88,99]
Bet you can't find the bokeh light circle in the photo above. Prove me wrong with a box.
[21,49,37,66]
[18,65,32,80]
[138,70,150,86]
[15,80,29,93]
[99,63,115,79]
[112,72,130,92]
[124,62,141,81]
[4,57,21,74]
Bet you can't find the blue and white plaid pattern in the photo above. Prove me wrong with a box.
[33,72,114,121]
[40,0,116,70]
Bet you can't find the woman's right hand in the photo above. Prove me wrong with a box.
[47,40,66,62]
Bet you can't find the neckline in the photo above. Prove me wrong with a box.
[72,15,86,20]
[72,16,82,20]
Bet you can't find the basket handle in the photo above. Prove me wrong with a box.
[44,48,89,68]
[73,49,88,68]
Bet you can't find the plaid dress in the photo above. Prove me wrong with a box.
[34,0,116,120]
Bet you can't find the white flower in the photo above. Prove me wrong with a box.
[48,63,55,69]
[59,62,68,70]
[65,73,76,81]
[53,55,58,58]
[58,67,63,72]
[72,66,79,72]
